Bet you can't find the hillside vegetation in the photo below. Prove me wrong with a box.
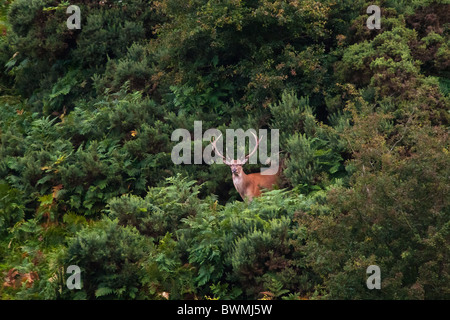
[0,0,449,300]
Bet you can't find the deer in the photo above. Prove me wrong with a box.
[210,132,281,202]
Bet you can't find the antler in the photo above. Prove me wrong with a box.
[210,134,231,165]
[211,132,262,165]
[243,131,262,164]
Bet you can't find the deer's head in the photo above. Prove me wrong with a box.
[210,132,261,177]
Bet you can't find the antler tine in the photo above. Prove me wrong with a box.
[210,134,229,164]
[244,131,262,161]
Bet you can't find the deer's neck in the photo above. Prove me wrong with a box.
[232,171,248,198]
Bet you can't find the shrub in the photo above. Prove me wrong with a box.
[298,107,450,299]
[106,175,206,240]
[63,218,152,299]
[0,182,25,235]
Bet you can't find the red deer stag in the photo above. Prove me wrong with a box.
[210,132,281,202]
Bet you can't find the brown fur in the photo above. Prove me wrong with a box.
[228,161,281,202]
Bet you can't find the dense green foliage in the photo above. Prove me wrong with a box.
[0,0,448,300]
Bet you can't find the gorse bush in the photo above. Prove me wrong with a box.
[106,175,205,240]
[64,218,151,300]
[0,0,448,300]
[0,182,25,235]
